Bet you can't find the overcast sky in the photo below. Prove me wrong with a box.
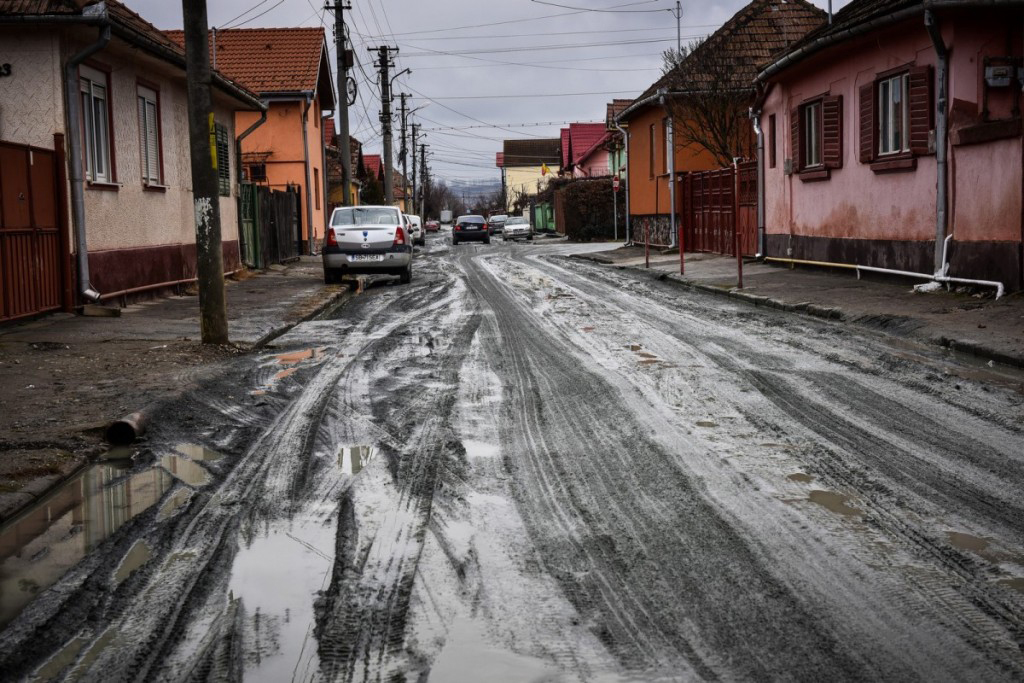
[129,0,852,186]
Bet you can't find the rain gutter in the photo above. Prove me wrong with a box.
[301,95,316,255]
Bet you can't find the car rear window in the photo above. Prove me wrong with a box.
[331,207,400,226]
[457,216,485,225]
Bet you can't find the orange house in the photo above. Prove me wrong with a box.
[166,27,335,254]
[617,0,824,247]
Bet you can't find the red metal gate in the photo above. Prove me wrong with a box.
[0,138,70,322]
[680,160,757,257]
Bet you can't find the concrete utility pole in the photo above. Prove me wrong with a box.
[328,0,353,205]
[398,92,410,212]
[669,1,682,53]
[420,143,429,217]
[370,45,400,204]
[411,122,419,215]
[182,0,228,344]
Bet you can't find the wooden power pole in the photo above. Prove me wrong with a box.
[182,0,228,344]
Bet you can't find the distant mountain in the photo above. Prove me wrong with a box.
[445,178,501,199]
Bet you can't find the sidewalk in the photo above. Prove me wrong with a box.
[0,257,349,520]
[573,245,1024,369]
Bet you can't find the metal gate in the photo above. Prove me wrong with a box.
[1,139,69,322]
[238,183,301,269]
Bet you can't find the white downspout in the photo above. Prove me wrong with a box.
[750,107,765,258]
[613,121,631,245]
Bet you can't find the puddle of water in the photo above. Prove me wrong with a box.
[462,440,500,459]
[66,627,121,680]
[808,490,862,517]
[98,446,136,462]
[160,455,211,488]
[788,473,814,483]
[174,443,224,462]
[274,348,324,365]
[944,531,1016,563]
[113,540,152,585]
[157,488,193,521]
[695,420,718,428]
[0,465,173,629]
[429,616,557,683]
[999,578,1024,594]
[31,635,88,682]
[338,445,376,476]
[228,518,336,682]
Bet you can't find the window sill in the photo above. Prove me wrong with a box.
[798,168,830,182]
[871,156,917,174]
[86,180,120,191]
[143,183,169,193]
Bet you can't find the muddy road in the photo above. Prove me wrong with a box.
[2,235,1024,681]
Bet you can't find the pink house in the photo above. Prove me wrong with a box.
[559,123,611,177]
[756,0,1023,292]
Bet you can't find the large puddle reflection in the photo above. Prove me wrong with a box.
[0,464,174,630]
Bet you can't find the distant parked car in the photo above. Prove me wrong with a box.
[425,220,440,233]
[322,205,412,284]
[502,216,533,241]
[487,214,508,235]
[406,214,425,246]
[451,215,489,245]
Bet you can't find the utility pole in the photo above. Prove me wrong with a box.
[420,143,429,217]
[182,0,228,344]
[411,122,419,216]
[370,45,399,204]
[398,92,410,213]
[669,1,682,53]
[327,0,353,205]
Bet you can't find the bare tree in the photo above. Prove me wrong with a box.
[660,37,755,167]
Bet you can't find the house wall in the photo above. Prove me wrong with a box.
[505,165,552,212]
[576,147,610,177]
[0,28,252,298]
[237,95,327,249]
[623,104,719,245]
[761,11,1023,288]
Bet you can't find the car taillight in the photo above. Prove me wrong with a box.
[393,225,406,246]
[327,228,338,247]
[455,224,461,231]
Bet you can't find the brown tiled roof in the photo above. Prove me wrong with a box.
[364,154,382,180]
[606,99,632,128]
[0,0,262,107]
[165,27,333,107]
[324,118,336,148]
[623,0,825,119]
[503,138,561,167]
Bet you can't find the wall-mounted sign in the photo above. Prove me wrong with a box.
[0,64,11,77]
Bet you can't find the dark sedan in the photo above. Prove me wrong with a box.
[452,215,490,245]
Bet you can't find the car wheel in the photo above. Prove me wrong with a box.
[484,237,491,245]
[452,237,459,245]
[399,262,412,284]
[323,267,339,284]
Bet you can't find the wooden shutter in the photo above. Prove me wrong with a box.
[908,65,933,156]
[215,123,231,196]
[858,82,876,163]
[790,107,802,171]
[822,95,843,169]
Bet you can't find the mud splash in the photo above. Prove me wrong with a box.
[114,540,152,585]
[808,490,862,517]
[788,473,815,483]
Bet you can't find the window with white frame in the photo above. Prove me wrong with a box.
[803,100,822,168]
[137,85,162,185]
[878,72,910,155]
[80,65,112,182]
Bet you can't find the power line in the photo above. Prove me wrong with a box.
[416,90,639,101]
[530,0,668,12]
[400,36,677,58]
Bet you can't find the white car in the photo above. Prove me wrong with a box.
[502,216,533,241]
[406,214,425,246]
[322,205,413,284]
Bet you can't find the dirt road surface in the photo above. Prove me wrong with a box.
[2,234,1023,681]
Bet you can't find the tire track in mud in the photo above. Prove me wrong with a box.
[457,250,878,681]
[495,248,1024,676]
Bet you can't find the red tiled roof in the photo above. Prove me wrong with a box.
[324,118,336,148]
[165,26,332,107]
[576,131,612,167]
[0,0,262,107]
[364,154,382,180]
[569,123,607,165]
[623,0,825,119]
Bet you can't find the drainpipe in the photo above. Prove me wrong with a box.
[750,107,765,257]
[65,20,111,303]
[660,91,677,249]
[925,9,949,276]
[300,96,316,255]
[235,104,268,183]
[321,113,330,218]
[613,121,631,245]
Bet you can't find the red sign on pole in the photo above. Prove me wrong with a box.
[612,175,620,192]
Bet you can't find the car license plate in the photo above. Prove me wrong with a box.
[350,254,383,262]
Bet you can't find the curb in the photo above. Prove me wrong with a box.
[251,285,354,349]
[581,256,1024,370]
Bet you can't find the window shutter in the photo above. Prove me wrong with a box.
[908,65,933,156]
[146,101,159,182]
[215,123,231,196]
[858,82,876,164]
[790,107,802,171]
[822,95,843,169]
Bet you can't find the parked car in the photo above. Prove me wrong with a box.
[502,216,533,241]
[425,220,440,233]
[487,214,508,235]
[322,205,412,284]
[451,215,489,245]
[407,214,425,246]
